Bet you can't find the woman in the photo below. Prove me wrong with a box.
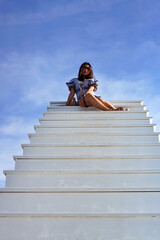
[66,62,124,111]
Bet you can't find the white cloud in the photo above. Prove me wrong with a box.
[96,73,160,131]
[0,52,70,106]
[0,137,24,187]
[0,114,37,187]
[0,0,116,26]
[0,116,34,137]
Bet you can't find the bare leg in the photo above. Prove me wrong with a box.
[96,97,116,110]
[84,93,112,111]
[96,97,124,111]
[84,93,123,111]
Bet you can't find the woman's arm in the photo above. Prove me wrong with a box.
[84,85,94,95]
[66,87,75,106]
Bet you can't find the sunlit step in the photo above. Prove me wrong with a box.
[1,187,160,193]
[0,191,160,213]
[34,124,157,134]
[0,212,160,217]
[21,143,160,157]
[0,214,160,240]
[39,118,152,126]
[28,133,160,144]
[50,100,144,107]
[43,111,149,119]
[4,170,160,188]
[13,155,160,171]
[48,105,146,112]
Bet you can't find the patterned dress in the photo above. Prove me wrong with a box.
[66,78,99,104]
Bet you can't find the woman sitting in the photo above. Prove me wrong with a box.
[66,62,124,111]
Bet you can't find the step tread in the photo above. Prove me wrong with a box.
[50,100,144,104]
[13,155,160,160]
[44,110,148,114]
[0,212,159,218]
[34,124,156,128]
[3,169,160,175]
[47,108,146,112]
[48,105,145,108]
[40,117,152,121]
[1,187,160,193]
[28,133,160,137]
[39,119,152,123]
[21,143,160,147]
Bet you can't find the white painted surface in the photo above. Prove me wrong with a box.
[0,192,160,213]
[1,217,160,240]
[22,144,160,156]
[43,111,149,119]
[50,100,144,106]
[14,157,160,171]
[34,124,156,134]
[1,100,160,239]
[47,105,146,112]
[29,133,159,144]
[39,118,152,126]
[4,170,160,188]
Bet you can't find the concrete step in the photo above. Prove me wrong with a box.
[0,212,159,217]
[43,111,149,119]
[0,214,160,240]
[4,170,160,188]
[50,100,144,107]
[39,118,152,126]
[34,124,157,134]
[28,133,160,144]
[13,155,160,171]
[21,143,160,157]
[47,105,146,112]
[0,191,160,213]
[1,187,160,193]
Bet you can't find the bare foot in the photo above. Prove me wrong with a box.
[114,107,124,111]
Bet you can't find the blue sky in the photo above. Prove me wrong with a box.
[0,0,160,187]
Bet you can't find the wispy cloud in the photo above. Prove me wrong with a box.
[0,116,34,137]
[0,115,36,186]
[97,72,160,131]
[0,52,69,107]
[0,0,116,26]
[0,137,24,186]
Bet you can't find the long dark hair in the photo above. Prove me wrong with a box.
[78,62,94,81]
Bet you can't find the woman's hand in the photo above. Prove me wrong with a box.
[79,96,86,107]
[66,87,75,106]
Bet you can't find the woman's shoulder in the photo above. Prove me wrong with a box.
[67,78,78,83]
[66,78,79,90]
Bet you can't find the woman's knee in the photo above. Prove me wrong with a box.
[85,92,94,100]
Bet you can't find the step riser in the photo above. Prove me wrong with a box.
[5,173,160,188]
[40,119,151,126]
[0,218,160,240]
[48,107,145,112]
[35,126,156,134]
[51,101,143,106]
[22,146,160,157]
[29,135,159,144]
[14,159,160,171]
[43,112,148,119]
[1,193,160,213]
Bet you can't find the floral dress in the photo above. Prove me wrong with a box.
[66,78,99,104]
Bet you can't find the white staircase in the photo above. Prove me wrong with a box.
[0,100,160,240]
